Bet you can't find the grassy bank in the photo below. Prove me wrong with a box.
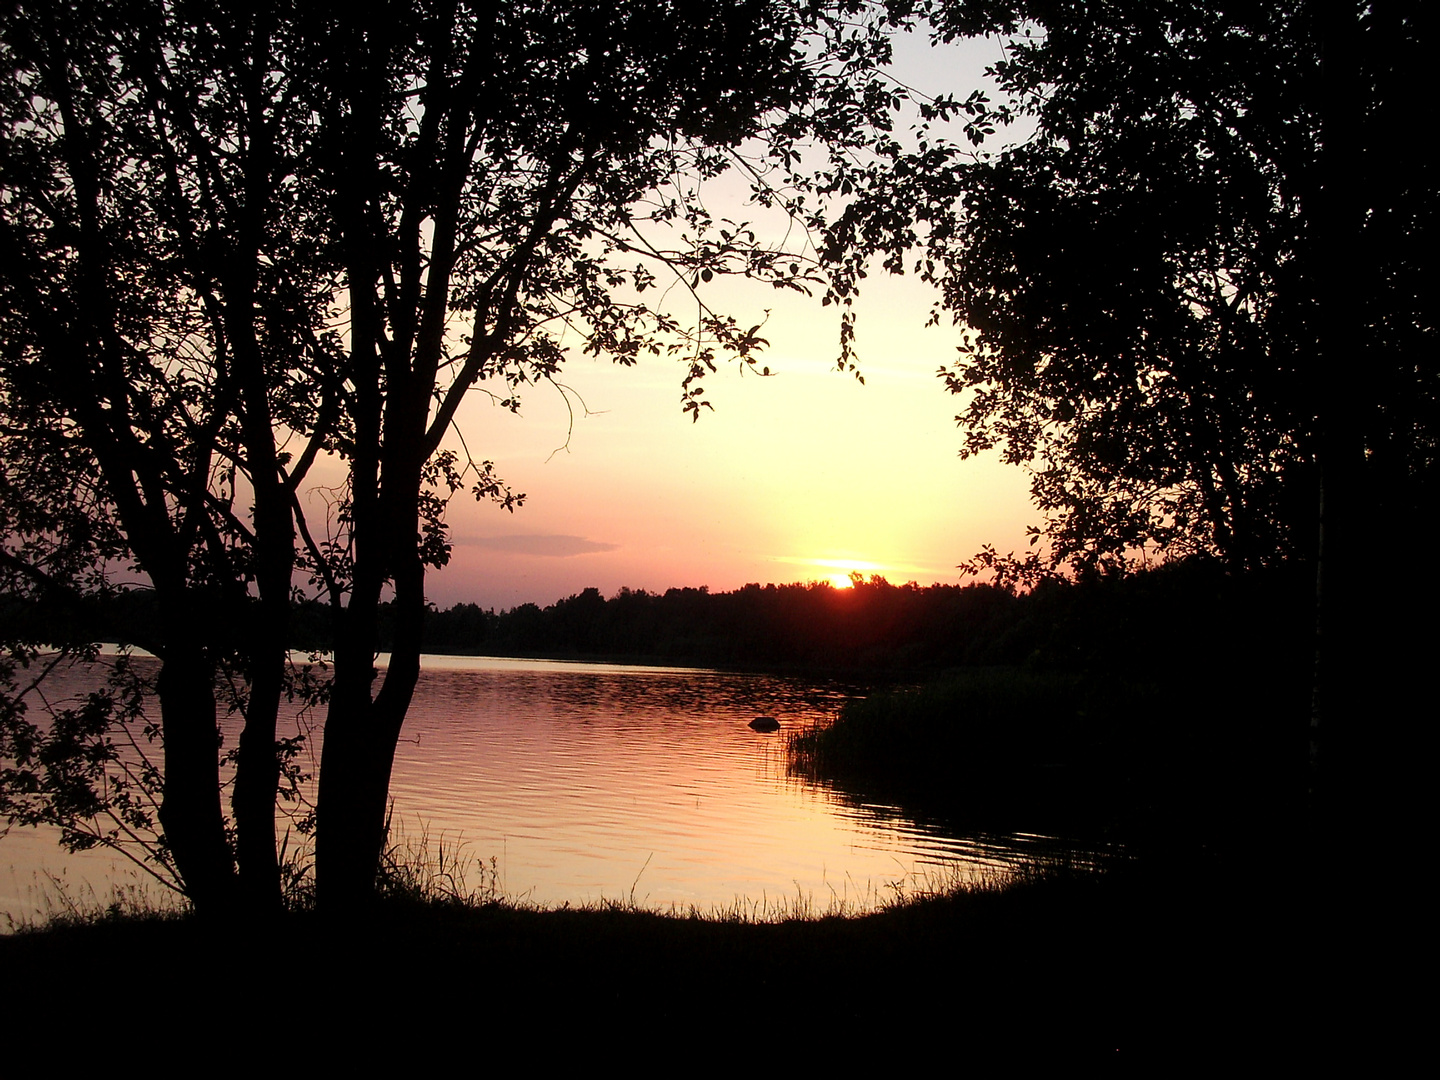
[0,860,1343,1056]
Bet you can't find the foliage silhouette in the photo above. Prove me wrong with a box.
[827,0,1435,573]
[1,0,916,911]
[822,0,1436,840]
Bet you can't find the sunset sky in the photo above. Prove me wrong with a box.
[396,29,1039,610]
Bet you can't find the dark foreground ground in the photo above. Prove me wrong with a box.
[1,864,1388,1062]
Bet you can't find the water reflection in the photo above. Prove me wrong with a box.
[3,653,1102,924]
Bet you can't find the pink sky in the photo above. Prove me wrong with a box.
[288,30,1040,612]
[415,31,1039,611]
[421,271,1037,610]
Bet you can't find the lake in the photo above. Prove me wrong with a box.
[2,652,1090,925]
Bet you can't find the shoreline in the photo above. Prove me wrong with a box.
[0,861,1341,1054]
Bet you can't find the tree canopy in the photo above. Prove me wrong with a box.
[1,0,909,911]
[830,0,1436,574]
[822,0,1435,836]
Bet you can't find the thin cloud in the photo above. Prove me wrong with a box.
[463,534,620,558]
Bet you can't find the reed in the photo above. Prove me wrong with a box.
[374,817,506,910]
[3,869,183,933]
[364,823,1081,925]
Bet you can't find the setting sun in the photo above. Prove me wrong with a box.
[829,573,855,589]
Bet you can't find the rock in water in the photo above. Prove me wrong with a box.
[748,716,780,732]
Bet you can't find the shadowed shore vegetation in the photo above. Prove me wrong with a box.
[787,662,1307,863]
[0,853,1340,1054]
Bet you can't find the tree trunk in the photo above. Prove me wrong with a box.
[154,640,235,914]
[231,624,286,913]
[314,645,381,907]
[314,641,421,909]
[229,350,297,914]
[1309,0,1369,849]
[314,472,428,910]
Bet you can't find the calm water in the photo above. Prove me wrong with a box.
[2,653,1081,924]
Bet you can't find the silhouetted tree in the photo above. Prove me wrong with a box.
[1,0,334,911]
[296,0,916,908]
[828,0,1434,573]
[1,0,912,910]
[828,0,1435,828]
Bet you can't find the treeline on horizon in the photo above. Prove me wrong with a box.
[4,558,1315,681]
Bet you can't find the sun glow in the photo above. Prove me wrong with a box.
[432,254,1039,610]
[829,572,855,589]
[808,558,887,572]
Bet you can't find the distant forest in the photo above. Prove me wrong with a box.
[5,559,1314,681]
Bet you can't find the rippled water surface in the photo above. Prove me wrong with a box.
[3,653,1079,923]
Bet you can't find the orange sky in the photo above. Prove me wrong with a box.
[408,29,1039,610]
